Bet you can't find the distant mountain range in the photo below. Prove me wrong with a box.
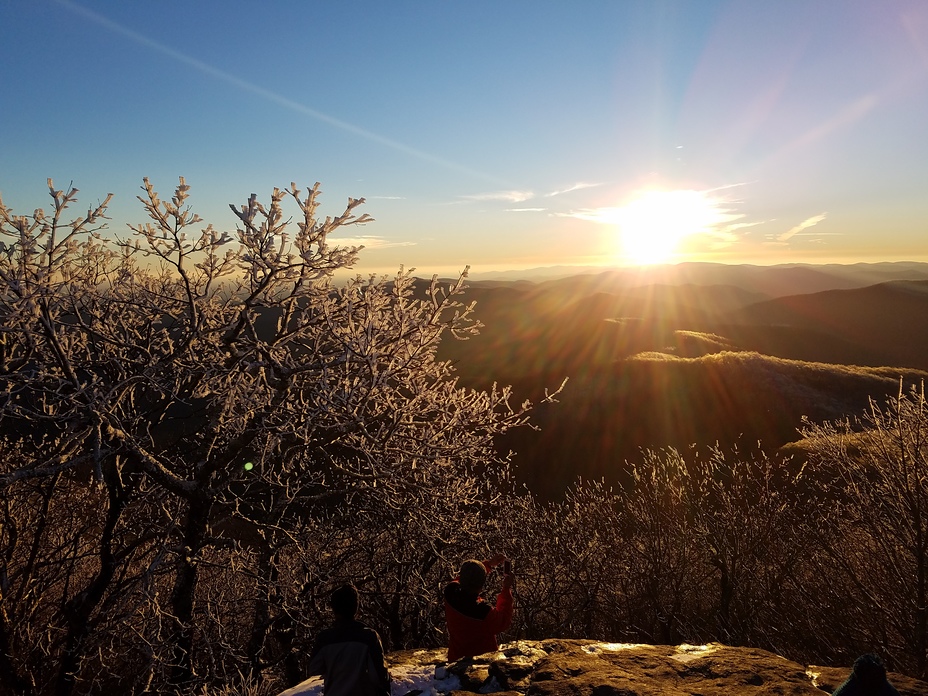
[466,260,928,289]
[431,262,928,497]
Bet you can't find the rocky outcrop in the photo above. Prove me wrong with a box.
[806,663,926,696]
[279,639,928,696]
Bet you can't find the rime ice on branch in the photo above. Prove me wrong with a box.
[0,177,558,695]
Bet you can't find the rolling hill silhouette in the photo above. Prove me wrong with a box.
[721,280,928,370]
[503,352,927,497]
[434,263,928,498]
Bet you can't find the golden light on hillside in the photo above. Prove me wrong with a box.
[613,189,735,265]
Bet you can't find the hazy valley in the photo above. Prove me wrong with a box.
[438,262,928,497]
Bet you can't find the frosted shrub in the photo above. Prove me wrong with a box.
[0,178,551,695]
[801,384,928,678]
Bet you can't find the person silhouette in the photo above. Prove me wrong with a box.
[306,584,391,696]
[832,653,900,696]
[443,553,514,661]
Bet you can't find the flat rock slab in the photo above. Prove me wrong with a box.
[279,639,928,696]
[509,641,821,696]
[807,664,925,696]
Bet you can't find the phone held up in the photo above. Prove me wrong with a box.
[504,559,512,575]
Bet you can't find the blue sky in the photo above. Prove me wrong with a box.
[2,0,928,275]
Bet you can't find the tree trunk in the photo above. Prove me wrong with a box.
[55,487,124,696]
[247,547,279,680]
[168,492,212,689]
[388,581,403,650]
[718,564,734,642]
[0,601,32,696]
[916,545,926,679]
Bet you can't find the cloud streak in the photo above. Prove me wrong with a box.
[56,0,508,186]
[459,190,535,203]
[331,236,416,249]
[546,182,603,197]
[777,213,827,242]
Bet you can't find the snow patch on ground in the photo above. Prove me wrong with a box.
[279,641,722,695]
[671,643,721,663]
[390,661,461,696]
[277,661,461,696]
[582,642,652,653]
[276,675,322,696]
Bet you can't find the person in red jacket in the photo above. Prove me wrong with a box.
[443,553,514,661]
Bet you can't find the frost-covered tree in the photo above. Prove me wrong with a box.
[616,448,706,644]
[801,384,928,678]
[0,178,549,694]
[675,445,810,646]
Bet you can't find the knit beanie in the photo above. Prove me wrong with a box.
[458,559,487,593]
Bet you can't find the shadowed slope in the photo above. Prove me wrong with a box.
[432,270,928,498]
[725,280,928,370]
[504,351,928,498]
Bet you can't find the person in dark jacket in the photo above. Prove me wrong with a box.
[307,584,391,696]
[832,653,900,696]
[443,553,514,661]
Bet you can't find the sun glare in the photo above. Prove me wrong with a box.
[614,190,730,265]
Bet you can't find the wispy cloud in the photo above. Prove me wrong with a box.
[331,236,415,249]
[558,209,610,222]
[546,182,603,197]
[459,190,535,203]
[707,181,750,192]
[506,207,546,212]
[777,213,827,242]
[56,0,508,186]
[727,221,765,232]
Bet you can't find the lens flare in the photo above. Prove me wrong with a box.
[614,189,737,265]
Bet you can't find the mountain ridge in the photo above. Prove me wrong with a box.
[429,264,928,498]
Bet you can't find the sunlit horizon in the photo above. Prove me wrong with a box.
[3,1,928,278]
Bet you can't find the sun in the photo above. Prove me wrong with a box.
[614,189,729,265]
